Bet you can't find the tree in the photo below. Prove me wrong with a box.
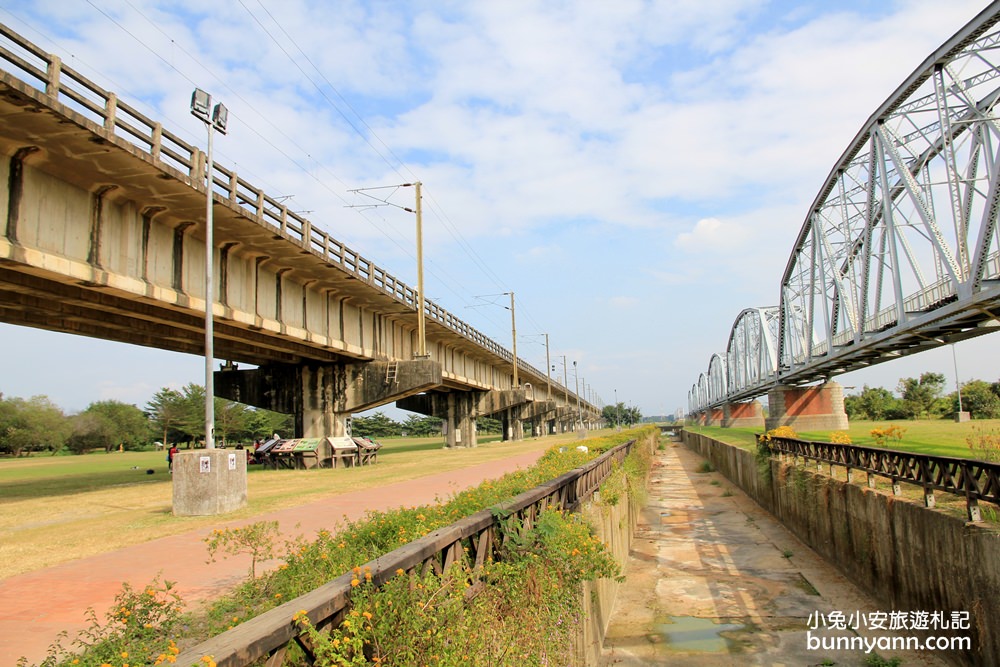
[401,414,442,436]
[897,372,947,419]
[244,408,293,441]
[69,400,151,452]
[845,385,900,420]
[0,394,69,455]
[215,397,253,445]
[352,412,401,439]
[602,402,628,428]
[175,383,207,444]
[622,405,642,426]
[477,416,501,434]
[146,388,187,447]
[952,380,1000,419]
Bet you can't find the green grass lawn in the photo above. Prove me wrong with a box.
[685,418,1000,459]
[0,434,504,502]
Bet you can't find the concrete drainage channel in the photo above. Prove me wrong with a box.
[599,440,948,666]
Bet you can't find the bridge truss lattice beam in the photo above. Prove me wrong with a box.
[692,2,1000,414]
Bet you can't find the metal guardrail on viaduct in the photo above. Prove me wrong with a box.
[0,22,599,438]
[690,2,1000,415]
[758,434,1000,522]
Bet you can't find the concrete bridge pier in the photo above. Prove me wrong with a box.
[502,406,526,441]
[722,400,765,428]
[765,380,849,432]
[705,407,724,427]
[398,387,533,445]
[215,359,442,438]
[396,391,479,448]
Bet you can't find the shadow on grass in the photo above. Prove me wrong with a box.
[0,469,168,502]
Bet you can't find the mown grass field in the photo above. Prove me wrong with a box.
[685,418,1000,458]
[0,432,576,580]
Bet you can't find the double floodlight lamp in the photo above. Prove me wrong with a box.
[190,88,228,134]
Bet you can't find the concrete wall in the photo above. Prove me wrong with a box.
[682,430,1000,666]
[577,432,656,665]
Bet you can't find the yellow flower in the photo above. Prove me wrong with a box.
[121,652,129,659]
[351,578,360,587]
[274,593,282,599]
[396,568,405,576]
[363,611,373,620]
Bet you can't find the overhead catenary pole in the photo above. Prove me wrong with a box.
[573,361,582,428]
[544,333,551,400]
[509,291,518,387]
[414,181,426,358]
[346,182,428,358]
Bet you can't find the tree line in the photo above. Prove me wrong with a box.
[350,412,499,439]
[0,384,292,456]
[845,372,1000,420]
[601,402,642,428]
[1,388,647,457]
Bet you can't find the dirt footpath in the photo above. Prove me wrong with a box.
[0,448,547,666]
[600,442,952,666]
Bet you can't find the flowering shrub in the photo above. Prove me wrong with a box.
[870,424,906,447]
[829,431,852,444]
[292,509,621,666]
[759,425,799,443]
[967,425,1000,461]
[204,521,279,581]
[30,427,656,665]
[21,578,184,667]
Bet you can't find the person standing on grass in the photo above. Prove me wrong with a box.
[167,444,179,473]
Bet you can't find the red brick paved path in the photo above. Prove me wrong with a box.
[1,449,546,665]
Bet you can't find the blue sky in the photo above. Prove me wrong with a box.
[0,0,997,418]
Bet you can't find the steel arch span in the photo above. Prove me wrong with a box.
[690,2,1000,413]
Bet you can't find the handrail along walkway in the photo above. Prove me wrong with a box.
[176,439,638,666]
[758,434,1000,522]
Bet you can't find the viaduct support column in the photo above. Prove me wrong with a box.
[705,407,724,427]
[444,392,477,449]
[765,381,849,432]
[503,406,526,441]
[722,400,765,429]
[216,359,441,439]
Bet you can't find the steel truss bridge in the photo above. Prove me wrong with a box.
[690,3,1000,414]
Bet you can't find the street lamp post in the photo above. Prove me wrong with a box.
[190,89,228,449]
[952,343,968,422]
[573,361,582,430]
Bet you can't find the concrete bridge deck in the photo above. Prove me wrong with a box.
[600,441,947,666]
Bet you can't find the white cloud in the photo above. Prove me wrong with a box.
[0,0,996,416]
[675,217,750,252]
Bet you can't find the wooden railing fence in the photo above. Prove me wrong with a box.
[175,439,636,666]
